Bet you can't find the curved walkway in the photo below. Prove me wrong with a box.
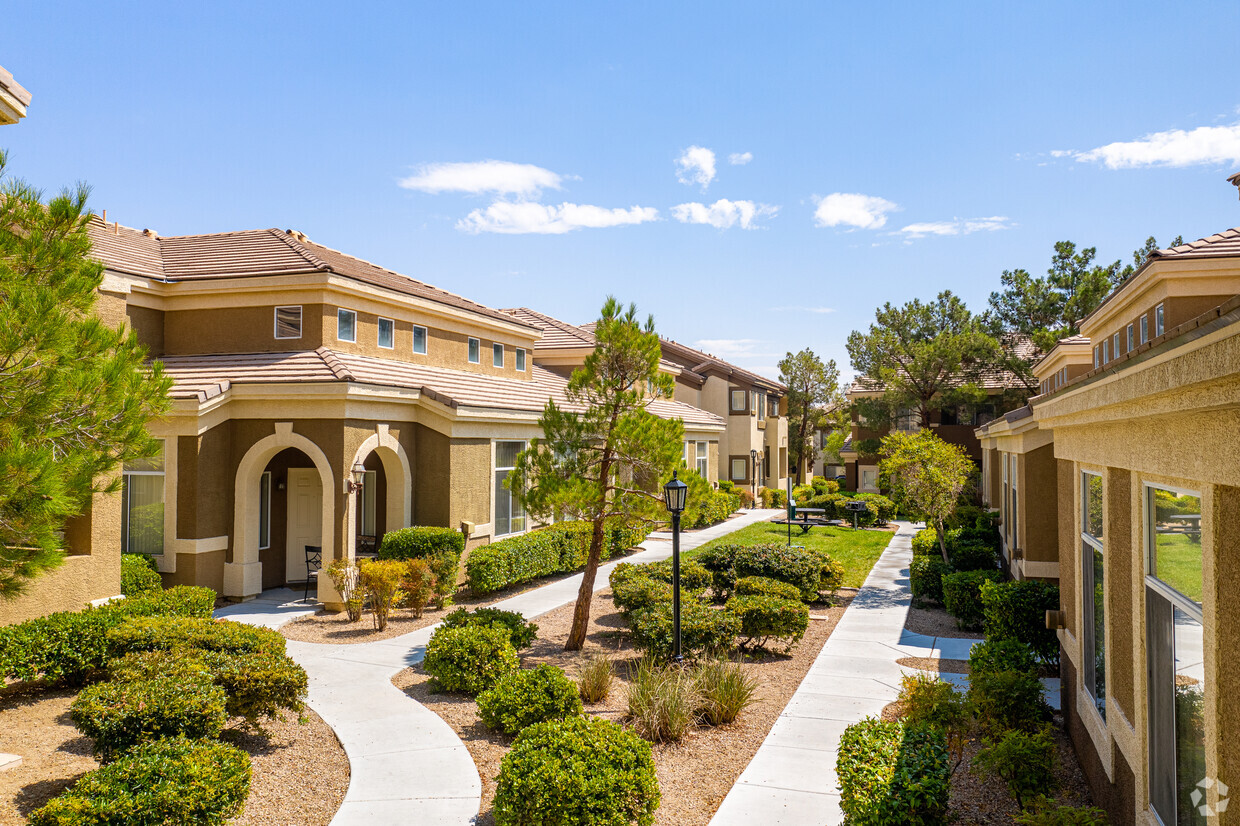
[216,509,781,826]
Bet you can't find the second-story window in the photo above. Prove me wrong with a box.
[730,389,747,413]
[1102,340,1109,363]
[1126,324,1134,352]
[1094,346,1100,368]
[413,325,428,355]
[515,348,526,371]
[1140,315,1149,344]
[493,343,504,367]
[274,306,302,339]
[468,337,480,364]
[337,309,357,343]
[768,396,778,417]
[756,391,766,421]
[1112,332,1120,358]
[377,317,394,349]
[1155,303,1165,336]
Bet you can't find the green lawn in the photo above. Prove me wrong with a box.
[1153,532,1204,604]
[686,521,895,589]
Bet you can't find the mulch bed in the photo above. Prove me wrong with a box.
[905,603,981,639]
[393,588,853,826]
[0,683,348,826]
[897,656,971,674]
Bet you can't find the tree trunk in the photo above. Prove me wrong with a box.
[935,517,950,565]
[565,515,607,651]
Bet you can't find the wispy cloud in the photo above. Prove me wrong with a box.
[457,202,659,234]
[672,199,778,230]
[1068,122,1240,169]
[399,160,562,197]
[813,193,899,230]
[675,145,717,189]
[898,216,1013,239]
[770,305,836,314]
[728,152,753,166]
[693,338,768,359]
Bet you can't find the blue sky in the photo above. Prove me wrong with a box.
[6,2,1240,379]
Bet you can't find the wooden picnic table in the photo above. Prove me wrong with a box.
[774,507,838,535]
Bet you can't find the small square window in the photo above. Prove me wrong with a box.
[1126,324,1134,352]
[1140,315,1149,344]
[730,389,747,412]
[413,325,428,355]
[274,306,302,339]
[730,458,747,481]
[468,337,480,364]
[377,317,394,349]
[337,309,357,343]
[515,348,526,371]
[493,343,504,367]
[1155,303,1165,336]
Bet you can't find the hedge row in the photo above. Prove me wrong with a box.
[466,520,650,595]
[377,526,465,606]
[836,718,951,824]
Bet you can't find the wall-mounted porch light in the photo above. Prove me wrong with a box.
[345,459,366,493]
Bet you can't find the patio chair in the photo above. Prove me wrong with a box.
[303,545,322,602]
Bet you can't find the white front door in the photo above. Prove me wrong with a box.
[286,468,323,583]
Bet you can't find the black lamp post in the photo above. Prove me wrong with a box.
[749,448,758,503]
[663,471,689,663]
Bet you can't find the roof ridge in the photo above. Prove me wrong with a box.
[510,307,595,344]
[268,229,332,272]
[316,347,355,381]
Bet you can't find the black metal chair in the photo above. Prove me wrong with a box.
[303,545,322,602]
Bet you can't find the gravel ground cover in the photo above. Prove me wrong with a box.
[394,587,855,826]
[0,683,348,826]
[896,655,970,674]
[905,602,980,639]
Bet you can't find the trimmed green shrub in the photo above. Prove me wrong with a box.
[968,669,1053,733]
[949,540,998,572]
[1014,798,1110,825]
[116,585,216,619]
[725,595,809,651]
[791,484,814,504]
[975,725,1057,809]
[969,638,1038,677]
[609,561,651,591]
[423,624,518,695]
[107,649,213,684]
[910,556,951,605]
[854,492,897,525]
[693,658,758,726]
[717,480,735,493]
[735,576,802,602]
[686,489,739,529]
[478,664,583,735]
[71,676,228,760]
[465,519,650,595]
[378,526,464,606]
[107,617,285,657]
[0,608,118,686]
[28,736,251,826]
[441,607,538,649]
[698,543,821,601]
[493,715,660,826]
[644,559,712,593]
[897,673,969,735]
[836,718,951,825]
[759,487,788,509]
[980,579,1061,664]
[626,657,700,743]
[120,555,161,595]
[942,569,1004,630]
[911,527,939,557]
[810,550,845,598]
[628,601,740,661]
[612,577,672,615]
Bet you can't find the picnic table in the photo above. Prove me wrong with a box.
[773,507,838,535]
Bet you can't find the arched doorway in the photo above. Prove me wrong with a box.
[346,425,412,557]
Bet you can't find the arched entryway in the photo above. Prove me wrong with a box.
[346,425,413,557]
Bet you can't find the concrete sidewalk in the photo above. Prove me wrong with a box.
[217,508,781,826]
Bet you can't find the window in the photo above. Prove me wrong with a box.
[493,343,504,367]
[768,396,778,418]
[731,458,747,481]
[377,317,394,349]
[1094,346,1100,368]
[860,467,878,492]
[274,306,302,339]
[1009,456,1018,550]
[515,348,526,371]
[756,391,766,421]
[1113,332,1121,358]
[358,470,378,536]
[1146,485,1203,608]
[121,443,165,556]
[468,337,480,364]
[337,309,357,343]
[1081,471,1106,720]
[695,442,708,477]
[259,472,271,550]
[494,441,526,536]
[1102,340,1109,363]
[730,390,747,413]
[895,407,917,431]
[413,325,428,355]
[1126,324,1134,353]
[1141,315,1149,344]
[1155,303,1165,336]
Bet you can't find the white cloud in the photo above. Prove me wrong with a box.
[399,160,562,197]
[1071,122,1240,169]
[898,216,1013,239]
[813,193,899,230]
[728,152,753,165]
[1049,149,1073,158]
[770,305,836,314]
[675,145,717,188]
[672,199,778,229]
[456,201,659,234]
[693,339,767,359]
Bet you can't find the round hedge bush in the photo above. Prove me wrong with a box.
[70,676,227,761]
[969,638,1038,677]
[725,595,809,651]
[106,617,286,658]
[628,600,740,661]
[734,576,802,602]
[477,664,583,735]
[493,715,660,826]
[441,607,538,649]
[120,555,161,596]
[423,624,518,695]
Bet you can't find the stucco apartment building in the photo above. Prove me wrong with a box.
[1,218,726,622]
[977,219,1240,825]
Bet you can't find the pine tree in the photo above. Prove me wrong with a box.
[778,348,843,483]
[510,298,683,651]
[0,150,171,597]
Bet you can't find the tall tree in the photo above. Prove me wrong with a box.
[0,151,171,598]
[879,431,974,563]
[846,291,999,428]
[778,348,843,483]
[510,298,683,651]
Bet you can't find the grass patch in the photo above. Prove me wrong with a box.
[1153,533,1203,603]
[688,521,893,589]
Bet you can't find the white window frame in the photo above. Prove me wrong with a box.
[695,442,708,477]
[730,389,747,413]
[1081,470,1106,721]
[730,457,747,481]
[1094,346,1100,368]
[376,317,394,349]
[468,337,480,364]
[337,308,357,343]
[1140,315,1149,344]
[121,440,166,556]
[493,343,504,368]
[1112,332,1120,358]
[413,325,428,355]
[494,440,527,537]
[1102,340,1109,363]
[1126,323,1134,352]
[274,305,303,340]
[1143,482,1204,619]
[1155,303,1165,336]
[756,390,767,421]
[859,465,879,493]
[515,347,526,371]
[259,471,271,550]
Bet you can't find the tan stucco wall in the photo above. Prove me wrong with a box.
[1022,443,1059,567]
[1104,467,1135,722]
[1212,484,1240,802]
[164,304,328,355]
[126,304,165,356]
[1057,458,1076,636]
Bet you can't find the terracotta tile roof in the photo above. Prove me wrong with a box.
[0,64,32,107]
[1150,227,1240,260]
[656,336,785,393]
[159,348,725,428]
[1057,334,1091,345]
[86,219,536,330]
[502,307,596,349]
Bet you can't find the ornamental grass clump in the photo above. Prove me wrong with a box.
[423,624,518,695]
[359,558,405,631]
[625,657,700,743]
[577,650,614,703]
[477,664,583,735]
[693,659,758,726]
[493,716,660,826]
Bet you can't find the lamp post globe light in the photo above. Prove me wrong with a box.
[347,459,366,493]
[749,448,758,504]
[663,471,689,663]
